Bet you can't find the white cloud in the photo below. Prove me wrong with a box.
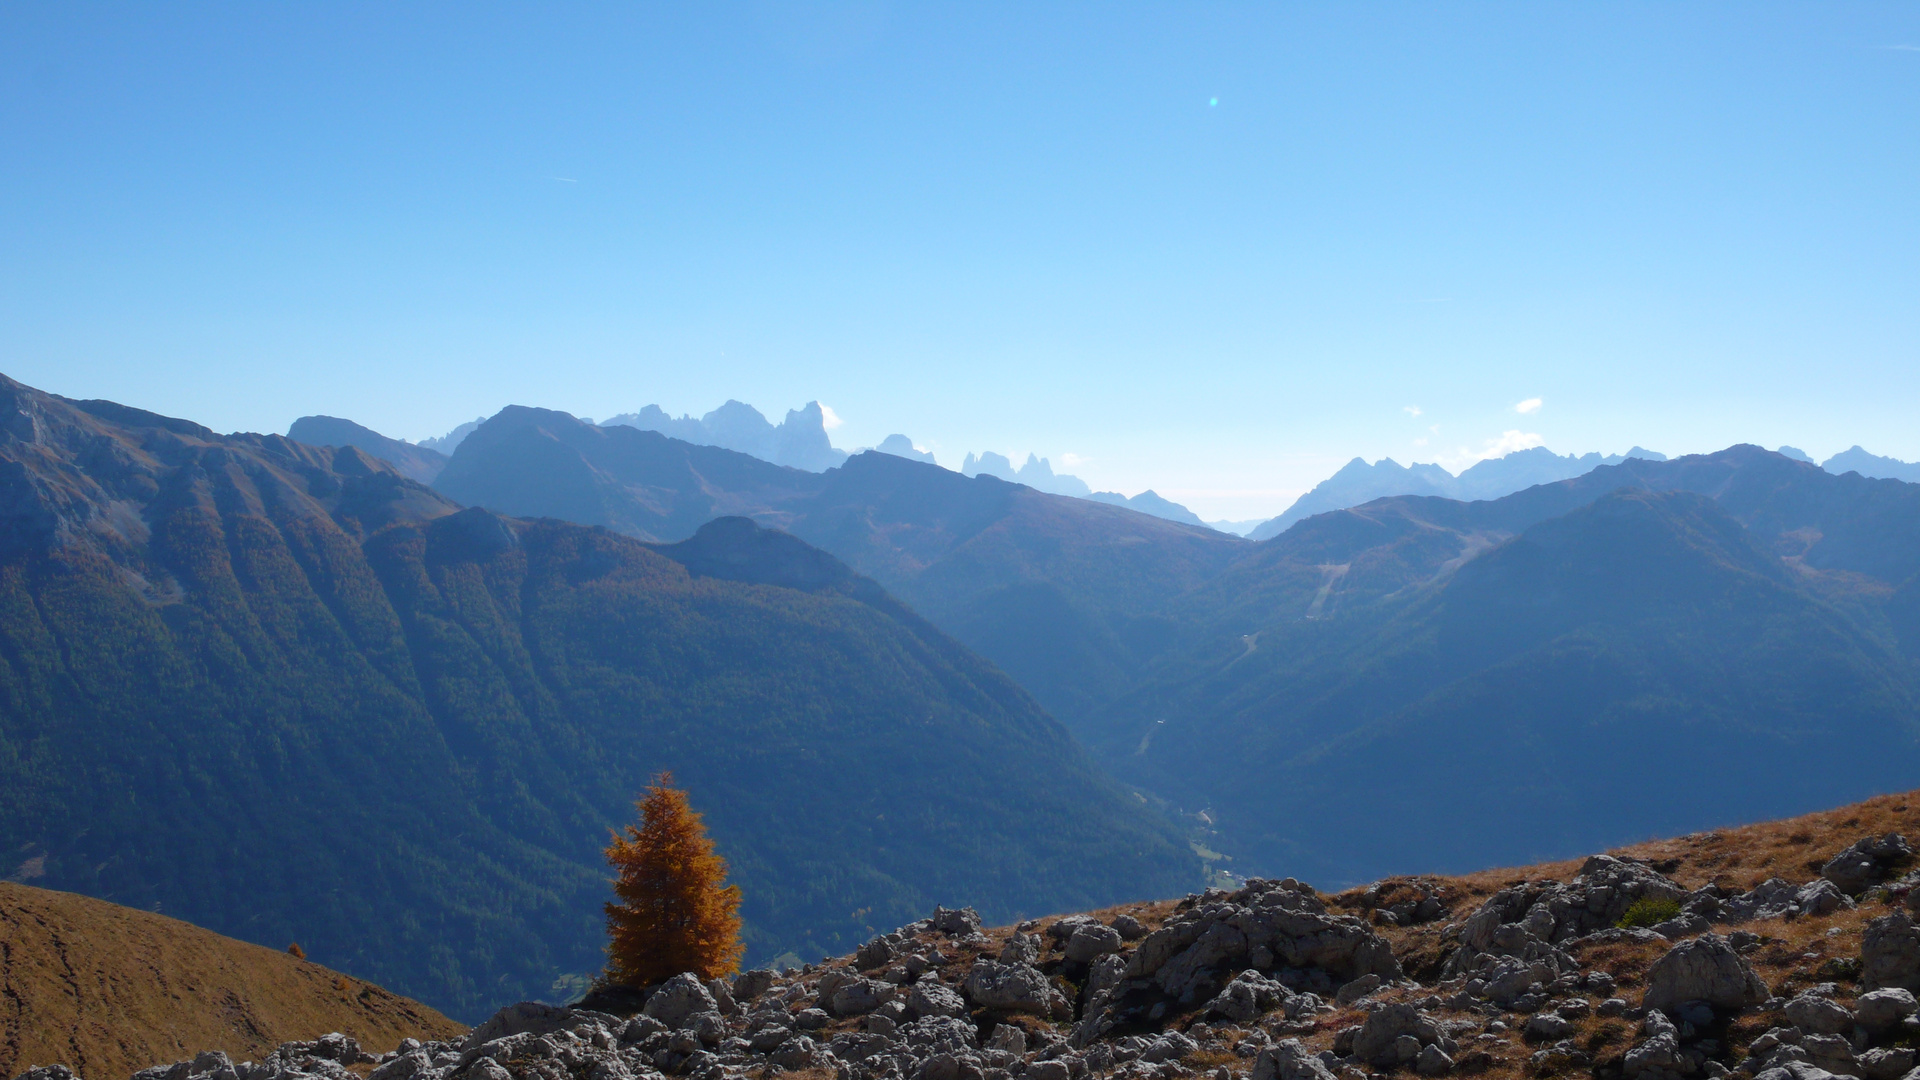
[1487,429,1544,455]
[1515,397,1543,414]
[1060,452,1087,468]
[1412,437,1429,447]
[1440,429,1544,471]
[1403,405,1423,417]
[819,404,844,429]
[1889,44,1920,51]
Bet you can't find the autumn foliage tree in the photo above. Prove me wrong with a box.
[603,772,744,987]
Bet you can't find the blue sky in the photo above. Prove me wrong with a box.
[3,3,1917,518]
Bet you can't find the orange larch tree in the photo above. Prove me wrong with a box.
[603,772,744,987]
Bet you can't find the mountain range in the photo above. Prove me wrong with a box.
[414,409,1920,884]
[1246,445,1671,540]
[1090,446,1920,884]
[25,374,1920,1029]
[1824,444,1920,483]
[0,375,1198,1021]
[429,406,1247,724]
[600,400,848,472]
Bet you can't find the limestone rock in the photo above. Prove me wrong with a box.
[908,980,970,1019]
[1207,969,1293,1023]
[1643,933,1770,1013]
[1350,1004,1442,1069]
[1251,1039,1335,1080]
[829,976,897,1017]
[1125,877,1398,1004]
[930,907,982,937]
[1855,987,1917,1032]
[641,973,717,1029]
[1822,834,1912,895]
[1864,912,1920,991]
[962,959,1070,1018]
[1783,990,1853,1036]
[1064,923,1123,964]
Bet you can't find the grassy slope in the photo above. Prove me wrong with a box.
[0,882,462,1080]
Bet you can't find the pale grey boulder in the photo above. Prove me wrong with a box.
[1207,969,1293,1022]
[732,968,776,1001]
[641,973,717,1029]
[1823,834,1911,896]
[1854,987,1917,1032]
[1643,933,1770,1013]
[1350,1003,1443,1070]
[1783,990,1854,1036]
[829,975,897,1016]
[1251,1039,1335,1080]
[1125,877,1398,1004]
[1064,923,1123,964]
[962,958,1071,1018]
[1864,912,1920,991]
[930,906,982,937]
[908,979,970,1019]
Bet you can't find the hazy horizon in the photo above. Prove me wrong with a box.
[5,4,1917,518]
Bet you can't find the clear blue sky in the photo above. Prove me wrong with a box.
[3,3,1916,518]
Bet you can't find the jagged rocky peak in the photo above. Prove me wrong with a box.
[875,434,936,465]
[599,399,850,472]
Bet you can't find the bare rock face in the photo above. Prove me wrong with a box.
[640,973,716,1029]
[1863,912,1920,991]
[907,980,969,1020]
[1252,1039,1335,1080]
[1783,990,1854,1036]
[1349,1004,1445,1070]
[1124,878,1399,1004]
[1855,987,1918,1033]
[1822,834,1912,896]
[961,959,1071,1019]
[1206,969,1294,1023]
[1064,923,1123,964]
[1643,933,1770,1013]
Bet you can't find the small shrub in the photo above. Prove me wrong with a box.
[287,942,305,959]
[1617,897,1683,929]
[1817,956,1862,982]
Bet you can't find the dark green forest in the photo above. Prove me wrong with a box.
[0,378,1199,1021]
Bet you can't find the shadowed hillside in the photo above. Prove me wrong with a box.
[0,375,1199,1022]
[431,408,1248,725]
[1093,450,1920,885]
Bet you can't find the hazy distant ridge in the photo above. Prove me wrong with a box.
[1248,445,1669,540]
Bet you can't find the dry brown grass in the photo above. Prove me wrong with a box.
[0,882,463,1080]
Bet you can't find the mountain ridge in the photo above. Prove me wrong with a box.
[0,373,1200,1022]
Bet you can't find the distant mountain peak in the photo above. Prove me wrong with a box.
[1248,444,1673,541]
[961,450,1092,497]
[289,415,448,483]
[874,434,935,464]
[1822,445,1920,483]
[600,399,849,472]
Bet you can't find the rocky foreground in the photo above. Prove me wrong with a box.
[20,795,1920,1080]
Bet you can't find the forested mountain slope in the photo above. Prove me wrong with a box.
[430,407,1248,724]
[0,375,1198,1022]
[1095,449,1920,886]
